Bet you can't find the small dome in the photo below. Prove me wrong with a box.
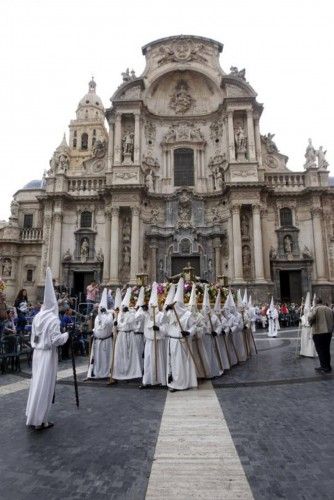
[22,179,43,189]
[78,77,104,111]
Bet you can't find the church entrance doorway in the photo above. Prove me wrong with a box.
[171,256,200,277]
[73,271,95,300]
[279,270,302,303]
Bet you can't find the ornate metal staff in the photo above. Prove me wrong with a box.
[108,310,118,385]
[152,305,158,384]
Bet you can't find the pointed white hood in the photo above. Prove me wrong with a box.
[243,289,248,306]
[114,288,122,310]
[237,289,244,311]
[223,291,236,314]
[269,296,275,312]
[188,283,198,313]
[149,282,158,308]
[164,283,175,308]
[135,286,145,308]
[312,293,316,308]
[303,291,311,315]
[214,289,222,315]
[98,288,108,317]
[121,287,132,308]
[248,295,253,308]
[174,277,184,305]
[202,284,211,315]
[31,267,60,348]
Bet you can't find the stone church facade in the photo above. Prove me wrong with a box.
[1,35,334,304]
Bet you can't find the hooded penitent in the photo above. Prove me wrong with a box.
[31,267,60,349]
[135,287,145,308]
[188,283,198,313]
[223,291,237,315]
[202,284,211,317]
[214,289,222,316]
[149,282,158,308]
[114,288,122,310]
[98,288,108,318]
[174,278,188,317]
[121,287,132,308]
[237,289,244,312]
[267,297,278,319]
[302,291,311,326]
[164,283,175,308]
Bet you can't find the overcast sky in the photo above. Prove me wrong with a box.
[1,0,333,220]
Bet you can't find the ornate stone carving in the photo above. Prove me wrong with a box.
[234,125,247,159]
[63,249,72,262]
[162,122,204,144]
[96,248,104,262]
[265,155,278,169]
[10,199,19,218]
[80,238,89,263]
[120,86,141,100]
[92,139,107,159]
[122,130,134,163]
[121,68,136,82]
[316,146,329,170]
[269,246,277,260]
[114,172,137,181]
[262,133,279,153]
[210,119,224,142]
[1,257,12,277]
[229,66,246,81]
[302,246,312,259]
[241,214,249,237]
[169,80,195,115]
[242,245,252,277]
[283,235,293,254]
[177,190,192,229]
[304,138,317,169]
[157,39,209,66]
[142,152,160,171]
[144,121,156,146]
[145,170,155,191]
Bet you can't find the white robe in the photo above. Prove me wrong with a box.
[113,310,143,380]
[142,310,167,386]
[26,316,68,427]
[87,312,114,379]
[134,308,147,372]
[300,316,317,357]
[202,313,224,377]
[188,312,210,379]
[267,309,280,337]
[165,306,198,391]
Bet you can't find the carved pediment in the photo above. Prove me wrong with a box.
[162,122,205,145]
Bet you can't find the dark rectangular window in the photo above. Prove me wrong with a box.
[26,269,33,282]
[23,214,33,228]
[174,148,194,186]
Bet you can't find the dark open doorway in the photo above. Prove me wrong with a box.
[73,272,95,299]
[279,270,302,303]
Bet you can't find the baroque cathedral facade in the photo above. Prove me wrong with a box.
[1,35,334,303]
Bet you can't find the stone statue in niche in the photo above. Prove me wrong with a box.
[211,167,223,190]
[63,249,72,262]
[122,217,131,244]
[269,246,277,260]
[58,153,69,173]
[122,130,134,163]
[2,258,12,277]
[80,238,89,263]
[284,235,293,254]
[234,125,247,158]
[304,138,317,169]
[145,170,154,191]
[123,245,131,268]
[316,146,329,170]
[93,140,106,159]
[241,215,249,237]
[96,249,104,262]
[169,80,195,114]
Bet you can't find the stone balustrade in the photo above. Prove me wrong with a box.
[68,177,105,194]
[265,173,305,191]
[20,228,43,240]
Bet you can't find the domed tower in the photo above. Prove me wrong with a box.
[69,77,108,168]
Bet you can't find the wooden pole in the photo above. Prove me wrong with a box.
[152,305,158,384]
[108,310,118,385]
[207,311,224,371]
[172,304,201,375]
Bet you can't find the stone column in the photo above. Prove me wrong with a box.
[213,237,221,279]
[227,111,236,161]
[114,114,122,165]
[109,207,120,284]
[102,209,111,283]
[312,207,326,280]
[107,121,114,171]
[254,117,262,166]
[150,242,157,282]
[231,204,243,281]
[134,113,140,164]
[252,204,265,281]
[130,207,140,283]
[51,213,62,281]
[247,110,256,161]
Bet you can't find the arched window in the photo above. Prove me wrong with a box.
[174,148,194,186]
[73,130,77,149]
[280,207,293,227]
[80,211,92,228]
[92,129,96,147]
[81,133,88,150]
